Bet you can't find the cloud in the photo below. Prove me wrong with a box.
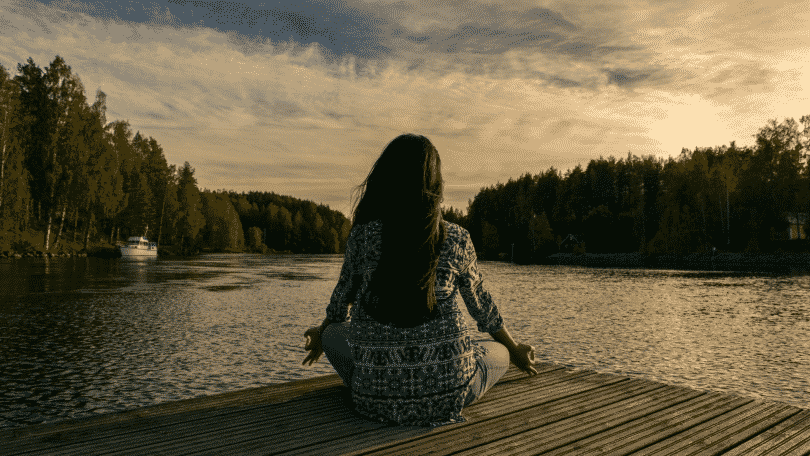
[1,0,808,215]
[37,0,393,58]
[604,69,650,87]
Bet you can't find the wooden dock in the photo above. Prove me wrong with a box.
[2,363,809,455]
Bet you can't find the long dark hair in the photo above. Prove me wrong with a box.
[352,134,447,327]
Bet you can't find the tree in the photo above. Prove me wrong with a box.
[339,218,352,252]
[0,64,30,234]
[756,118,807,242]
[52,82,96,249]
[176,162,206,251]
[200,191,244,251]
[528,212,555,260]
[325,226,340,253]
[14,58,49,224]
[272,206,293,250]
[86,104,128,247]
[247,226,264,252]
[481,220,499,259]
[552,165,586,238]
[39,56,88,250]
[586,157,617,211]
[441,206,465,227]
[582,205,614,253]
[533,168,560,229]
[291,209,304,251]
[144,138,171,223]
[159,164,180,245]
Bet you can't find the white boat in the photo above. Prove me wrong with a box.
[120,236,158,257]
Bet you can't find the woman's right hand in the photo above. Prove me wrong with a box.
[302,327,324,366]
[509,343,538,375]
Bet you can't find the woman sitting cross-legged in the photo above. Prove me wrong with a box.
[302,133,537,426]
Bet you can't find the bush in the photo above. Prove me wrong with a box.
[11,237,35,253]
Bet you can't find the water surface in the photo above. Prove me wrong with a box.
[0,255,807,428]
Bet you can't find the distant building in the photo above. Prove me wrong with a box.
[559,234,586,253]
[787,213,807,240]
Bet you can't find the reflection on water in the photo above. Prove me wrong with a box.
[0,255,808,429]
[482,265,810,408]
[0,254,340,428]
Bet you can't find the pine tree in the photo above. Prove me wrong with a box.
[176,162,206,252]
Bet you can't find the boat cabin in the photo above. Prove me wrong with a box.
[125,237,157,250]
[127,237,149,248]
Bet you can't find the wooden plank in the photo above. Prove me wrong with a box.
[540,392,750,455]
[2,378,346,455]
[630,400,801,456]
[160,366,576,455]
[279,371,631,455]
[2,374,344,442]
[722,409,810,456]
[468,373,634,421]
[4,366,534,456]
[452,383,706,456]
[4,364,546,453]
[9,366,552,456]
[26,390,352,456]
[7,388,338,445]
[497,363,563,383]
[338,378,662,456]
[470,364,571,405]
[4,363,808,456]
[112,368,577,456]
[187,368,605,456]
[116,406,387,456]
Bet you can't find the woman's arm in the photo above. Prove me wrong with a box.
[324,226,360,323]
[455,229,537,375]
[304,226,360,366]
[490,327,518,351]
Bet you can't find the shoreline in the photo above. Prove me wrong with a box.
[542,252,810,272]
[0,243,300,259]
[0,246,300,260]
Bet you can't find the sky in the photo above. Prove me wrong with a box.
[1,0,808,216]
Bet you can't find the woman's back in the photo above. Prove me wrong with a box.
[326,219,505,425]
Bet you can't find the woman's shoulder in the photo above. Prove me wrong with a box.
[442,221,472,247]
[349,219,470,250]
[440,221,474,267]
[443,221,468,238]
[346,219,382,242]
[349,219,382,232]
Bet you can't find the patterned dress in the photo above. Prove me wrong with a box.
[325,220,505,426]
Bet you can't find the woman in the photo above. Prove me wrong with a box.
[302,134,537,426]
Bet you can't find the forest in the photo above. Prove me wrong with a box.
[0,55,351,256]
[1,55,808,261]
[447,116,810,262]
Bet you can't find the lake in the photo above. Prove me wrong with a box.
[0,254,808,429]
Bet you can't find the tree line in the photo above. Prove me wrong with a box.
[0,55,351,255]
[224,191,352,254]
[447,117,810,262]
[4,55,807,260]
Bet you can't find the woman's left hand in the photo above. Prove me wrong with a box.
[509,343,538,376]
[302,327,324,366]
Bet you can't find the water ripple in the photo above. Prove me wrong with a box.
[0,256,808,429]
